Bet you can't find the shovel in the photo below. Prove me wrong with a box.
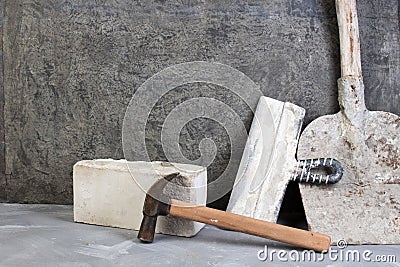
[297,0,400,244]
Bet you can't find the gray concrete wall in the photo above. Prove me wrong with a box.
[0,0,4,201]
[1,0,399,209]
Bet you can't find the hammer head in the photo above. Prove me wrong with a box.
[137,173,180,243]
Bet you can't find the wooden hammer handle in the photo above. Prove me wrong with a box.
[169,199,330,252]
[336,0,362,77]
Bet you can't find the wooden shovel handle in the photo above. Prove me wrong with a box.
[336,0,362,77]
[169,199,331,252]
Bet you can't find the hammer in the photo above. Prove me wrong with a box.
[138,173,331,252]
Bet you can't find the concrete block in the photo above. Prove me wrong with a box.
[73,159,207,237]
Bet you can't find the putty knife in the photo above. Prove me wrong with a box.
[227,96,343,222]
[297,0,400,244]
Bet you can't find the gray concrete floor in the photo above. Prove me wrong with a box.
[0,203,398,266]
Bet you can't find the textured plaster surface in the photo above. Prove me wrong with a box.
[2,0,399,208]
